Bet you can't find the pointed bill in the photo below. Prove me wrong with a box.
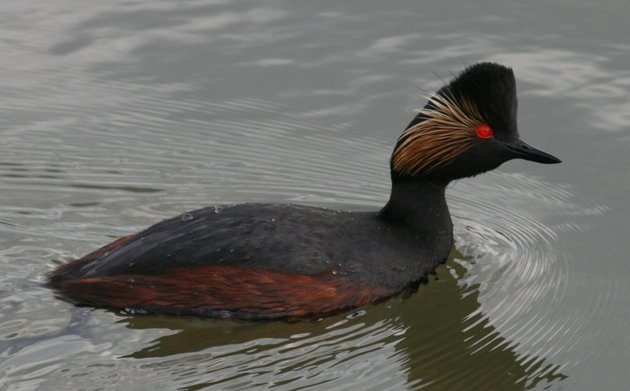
[501,139,561,164]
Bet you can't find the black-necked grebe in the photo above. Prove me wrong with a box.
[49,63,560,320]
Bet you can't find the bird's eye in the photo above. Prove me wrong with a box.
[475,124,493,139]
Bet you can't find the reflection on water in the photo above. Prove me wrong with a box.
[119,255,566,390]
[0,256,567,391]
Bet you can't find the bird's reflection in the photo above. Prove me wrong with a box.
[119,247,567,390]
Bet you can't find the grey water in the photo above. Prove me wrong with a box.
[1,1,629,390]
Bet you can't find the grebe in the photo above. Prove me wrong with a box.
[49,63,560,320]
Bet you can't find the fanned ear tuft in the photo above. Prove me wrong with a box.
[392,92,486,176]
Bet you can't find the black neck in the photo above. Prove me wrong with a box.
[379,177,453,242]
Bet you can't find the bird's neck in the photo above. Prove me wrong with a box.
[379,177,453,241]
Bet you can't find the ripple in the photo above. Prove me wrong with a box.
[2,1,627,389]
[449,173,606,375]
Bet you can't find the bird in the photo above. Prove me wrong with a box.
[48,62,561,320]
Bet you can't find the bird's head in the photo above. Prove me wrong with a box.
[391,62,560,184]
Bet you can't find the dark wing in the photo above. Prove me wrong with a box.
[51,203,360,282]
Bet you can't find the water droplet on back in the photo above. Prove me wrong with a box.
[214,206,223,214]
[180,212,194,222]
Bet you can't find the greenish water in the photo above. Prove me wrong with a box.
[1,1,628,390]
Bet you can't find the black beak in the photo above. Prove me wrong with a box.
[501,139,561,164]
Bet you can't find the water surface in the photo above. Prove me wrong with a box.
[1,1,629,390]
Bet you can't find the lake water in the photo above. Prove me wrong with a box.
[1,1,629,390]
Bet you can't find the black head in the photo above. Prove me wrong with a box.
[391,62,560,184]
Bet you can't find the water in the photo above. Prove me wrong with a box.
[1,1,629,389]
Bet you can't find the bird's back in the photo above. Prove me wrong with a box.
[49,203,449,319]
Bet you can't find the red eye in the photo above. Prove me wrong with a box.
[475,124,493,139]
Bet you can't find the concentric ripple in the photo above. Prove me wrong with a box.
[449,173,608,380]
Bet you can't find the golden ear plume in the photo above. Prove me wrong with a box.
[392,93,485,176]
